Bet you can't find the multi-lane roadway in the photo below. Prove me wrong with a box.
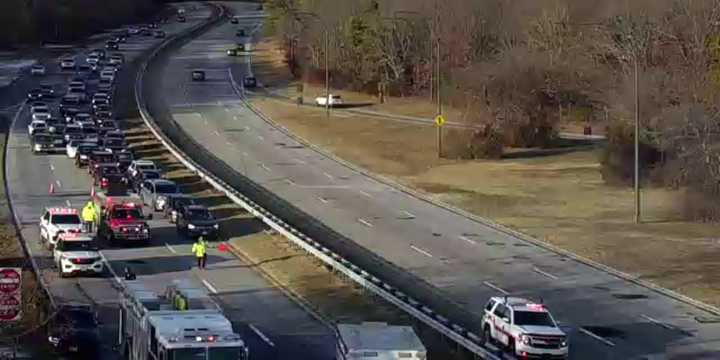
[5,3,333,359]
[144,3,720,359]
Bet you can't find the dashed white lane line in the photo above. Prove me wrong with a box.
[459,235,477,245]
[317,196,329,204]
[50,164,55,172]
[483,281,509,295]
[359,190,372,198]
[323,172,334,180]
[284,178,295,186]
[201,279,218,294]
[533,266,559,280]
[242,151,248,157]
[401,210,416,219]
[579,327,616,347]
[640,314,675,330]
[248,324,275,347]
[357,218,373,227]
[233,115,238,120]
[214,130,220,136]
[224,108,229,112]
[293,158,306,165]
[259,163,271,172]
[410,245,433,258]
[65,200,72,207]
[165,243,177,254]
[226,141,232,146]
[55,180,62,188]
[257,135,265,141]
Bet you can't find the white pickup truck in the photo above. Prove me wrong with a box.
[315,94,343,107]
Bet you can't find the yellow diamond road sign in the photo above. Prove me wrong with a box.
[435,115,445,126]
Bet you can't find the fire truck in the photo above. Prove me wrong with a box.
[97,200,151,246]
[118,279,249,360]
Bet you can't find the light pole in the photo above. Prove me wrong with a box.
[294,11,330,118]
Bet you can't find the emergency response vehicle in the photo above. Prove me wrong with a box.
[98,201,151,246]
[118,279,249,360]
[39,207,83,250]
[335,322,427,360]
[481,296,568,359]
[53,232,103,277]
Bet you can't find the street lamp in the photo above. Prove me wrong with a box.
[293,11,330,118]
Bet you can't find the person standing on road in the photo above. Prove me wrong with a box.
[191,236,208,269]
[81,199,97,233]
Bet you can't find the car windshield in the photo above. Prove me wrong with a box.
[513,311,556,327]
[95,155,114,163]
[51,214,81,225]
[138,164,156,171]
[62,241,98,252]
[102,167,120,175]
[34,135,52,143]
[174,197,196,208]
[112,208,142,219]
[57,310,96,328]
[156,183,178,193]
[78,146,96,154]
[143,172,161,180]
[188,209,212,220]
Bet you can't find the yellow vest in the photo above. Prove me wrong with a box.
[191,241,206,257]
[81,204,96,222]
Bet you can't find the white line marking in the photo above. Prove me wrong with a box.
[50,164,55,171]
[204,119,208,125]
[55,180,61,188]
[401,210,416,219]
[317,196,329,204]
[459,235,477,245]
[359,190,372,198]
[579,327,616,347]
[641,314,675,330]
[165,243,177,254]
[248,324,275,347]
[323,172,333,180]
[259,163,271,172]
[242,152,248,157]
[214,130,220,136]
[357,218,373,227]
[284,178,295,185]
[293,158,306,165]
[483,281,509,295]
[226,141,232,145]
[533,266,559,280]
[65,200,72,207]
[410,245,433,258]
[224,108,229,112]
[234,115,238,120]
[257,135,264,141]
[201,279,218,294]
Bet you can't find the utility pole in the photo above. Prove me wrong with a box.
[634,53,640,224]
[436,37,442,158]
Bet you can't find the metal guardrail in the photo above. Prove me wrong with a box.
[135,4,501,359]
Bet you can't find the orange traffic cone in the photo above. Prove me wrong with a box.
[48,183,54,194]
[218,242,228,252]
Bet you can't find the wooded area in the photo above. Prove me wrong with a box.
[0,0,161,47]
[265,0,720,221]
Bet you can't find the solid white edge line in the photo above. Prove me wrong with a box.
[579,327,616,347]
[532,266,559,280]
[402,210,416,219]
[459,235,476,245]
[410,245,433,258]
[165,243,177,254]
[640,314,674,330]
[359,190,372,198]
[483,281,509,295]
[323,172,333,180]
[357,218,373,227]
[248,323,275,347]
[213,130,220,136]
[201,278,218,294]
[259,163,270,172]
[65,200,72,207]
[317,196,329,204]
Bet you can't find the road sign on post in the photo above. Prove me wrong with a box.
[0,268,21,321]
[435,115,445,158]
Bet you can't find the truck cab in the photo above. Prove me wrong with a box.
[481,296,568,359]
[98,201,150,246]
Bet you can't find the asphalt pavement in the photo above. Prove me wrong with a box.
[146,2,720,359]
[4,3,334,360]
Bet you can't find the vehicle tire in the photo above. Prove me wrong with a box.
[508,339,516,355]
[481,325,491,345]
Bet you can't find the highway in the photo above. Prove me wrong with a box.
[145,3,720,359]
[4,3,334,360]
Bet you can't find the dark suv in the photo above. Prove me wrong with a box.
[46,304,100,359]
[163,194,197,223]
[176,205,219,239]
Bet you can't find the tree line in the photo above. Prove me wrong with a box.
[265,0,720,221]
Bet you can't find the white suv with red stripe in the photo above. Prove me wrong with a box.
[39,207,83,250]
[481,296,568,359]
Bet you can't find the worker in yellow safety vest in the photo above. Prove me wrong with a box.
[81,199,98,233]
[191,236,208,269]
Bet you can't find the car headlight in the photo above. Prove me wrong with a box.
[143,227,149,234]
[520,334,531,345]
[34,144,41,150]
[80,154,88,159]
[561,338,568,347]
[48,336,60,345]
[187,224,196,230]
[213,223,219,229]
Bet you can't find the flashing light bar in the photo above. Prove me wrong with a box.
[48,207,78,215]
[526,303,545,311]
